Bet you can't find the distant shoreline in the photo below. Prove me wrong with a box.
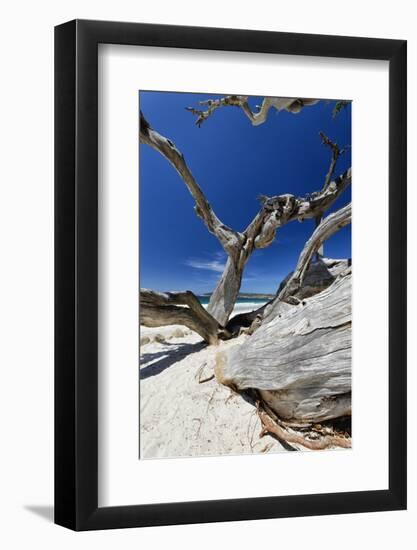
[200,292,274,300]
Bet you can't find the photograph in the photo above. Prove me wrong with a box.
[139,91,352,459]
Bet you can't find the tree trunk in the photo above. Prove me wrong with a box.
[207,257,243,327]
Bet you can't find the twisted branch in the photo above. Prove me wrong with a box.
[186,95,320,127]
[319,131,348,192]
[243,168,351,253]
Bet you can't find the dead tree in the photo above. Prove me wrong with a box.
[140,108,351,326]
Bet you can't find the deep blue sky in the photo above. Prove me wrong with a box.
[139,92,351,294]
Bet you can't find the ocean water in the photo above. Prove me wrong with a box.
[197,296,268,316]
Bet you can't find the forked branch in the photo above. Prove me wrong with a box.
[243,168,351,253]
[319,131,348,192]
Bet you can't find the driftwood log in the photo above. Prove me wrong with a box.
[215,270,352,424]
[140,289,224,345]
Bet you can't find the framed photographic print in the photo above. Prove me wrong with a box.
[55,20,407,530]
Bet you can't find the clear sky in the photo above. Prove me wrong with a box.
[139,91,351,295]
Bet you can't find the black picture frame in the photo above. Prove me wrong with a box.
[55,19,407,531]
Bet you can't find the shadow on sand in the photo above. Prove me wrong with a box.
[140,341,206,380]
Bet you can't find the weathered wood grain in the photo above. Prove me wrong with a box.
[278,203,351,302]
[216,272,352,423]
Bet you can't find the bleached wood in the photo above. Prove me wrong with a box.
[276,257,350,302]
[140,289,222,345]
[278,203,351,302]
[245,169,351,249]
[186,95,319,127]
[216,272,352,423]
[206,257,243,328]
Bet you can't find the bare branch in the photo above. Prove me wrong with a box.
[278,203,352,302]
[319,131,347,193]
[332,100,351,118]
[295,167,351,220]
[185,95,243,127]
[186,96,320,127]
[139,111,244,258]
[246,97,320,126]
[140,289,227,345]
[243,168,351,251]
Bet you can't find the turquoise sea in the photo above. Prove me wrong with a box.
[197,296,268,315]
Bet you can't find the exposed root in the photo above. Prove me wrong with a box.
[257,401,351,450]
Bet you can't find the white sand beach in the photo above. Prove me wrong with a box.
[139,304,288,459]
